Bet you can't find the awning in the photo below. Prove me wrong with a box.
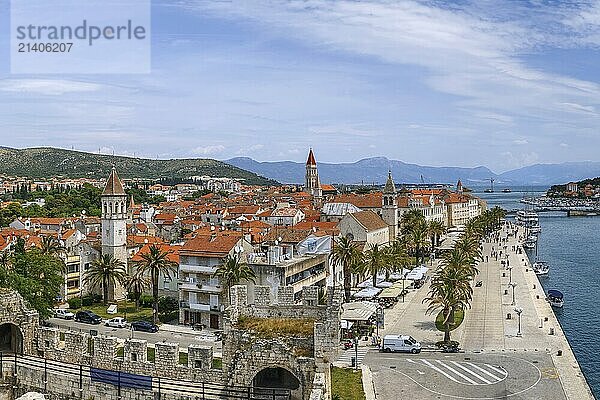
[341,301,378,321]
[353,287,382,298]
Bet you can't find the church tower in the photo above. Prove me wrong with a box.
[305,148,322,199]
[101,167,128,300]
[382,170,398,240]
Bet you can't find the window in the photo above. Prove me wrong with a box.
[131,353,137,362]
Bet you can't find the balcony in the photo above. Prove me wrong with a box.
[179,264,217,274]
[179,301,221,312]
[179,282,223,293]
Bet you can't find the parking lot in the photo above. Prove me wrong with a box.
[365,351,566,399]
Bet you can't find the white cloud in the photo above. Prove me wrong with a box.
[0,79,103,95]
[236,144,265,155]
[192,145,226,156]
[513,139,529,145]
[560,143,569,147]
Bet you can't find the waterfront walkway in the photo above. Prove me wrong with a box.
[366,222,594,400]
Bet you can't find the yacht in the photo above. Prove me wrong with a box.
[502,188,512,193]
[547,290,564,308]
[533,261,549,276]
[515,210,541,233]
[523,240,536,249]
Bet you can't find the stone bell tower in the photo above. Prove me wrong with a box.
[382,170,398,240]
[101,167,128,300]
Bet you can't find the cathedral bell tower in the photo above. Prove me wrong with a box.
[305,148,323,200]
[382,170,398,240]
[101,167,128,300]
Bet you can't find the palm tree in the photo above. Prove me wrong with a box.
[135,245,178,324]
[213,254,256,304]
[401,209,426,235]
[124,268,150,311]
[427,220,446,248]
[40,236,66,257]
[406,221,430,266]
[362,243,387,288]
[84,254,126,305]
[330,236,363,302]
[423,275,471,342]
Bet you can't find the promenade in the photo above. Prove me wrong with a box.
[364,221,595,400]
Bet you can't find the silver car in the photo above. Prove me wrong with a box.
[105,317,128,328]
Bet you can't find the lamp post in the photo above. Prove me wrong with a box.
[507,265,512,281]
[509,282,517,306]
[354,336,359,370]
[514,307,523,337]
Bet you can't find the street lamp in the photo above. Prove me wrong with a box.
[507,266,513,282]
[514,307,523,337]
[509,282,517,306]
[354,336,359,370]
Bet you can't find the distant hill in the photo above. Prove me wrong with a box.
[0,147,276,185]
[225,157,497,185]
[498,162,600,186]
[226,157,600,186]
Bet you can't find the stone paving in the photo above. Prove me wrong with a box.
[365,222,594,400]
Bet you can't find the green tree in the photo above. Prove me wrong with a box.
[213,254,256,305]
[124,267,150,311]
[427,220,446,248]
[362,243,387,288]
[84,255,126,305]
[330,236,363,302]
[134,245,178,324]
[40,236,66,258]
[8,249,65,319]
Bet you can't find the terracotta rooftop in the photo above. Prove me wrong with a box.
[350,210,389,232]
[180,233,242,256]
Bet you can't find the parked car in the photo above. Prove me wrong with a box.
[131,321,159,333]
[74,310,102,325]
[54,309,74,320]
[381,335,421,354]
[105,317,128,328]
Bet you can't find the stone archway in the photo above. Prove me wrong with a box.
[253,367,301,399]
[0,323,23,353]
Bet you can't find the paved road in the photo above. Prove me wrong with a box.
[47,318,222,352]
[366,350,565,400]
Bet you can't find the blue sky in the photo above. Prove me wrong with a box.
[2,0,600,172]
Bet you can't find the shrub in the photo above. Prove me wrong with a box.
[81,294,101,307]
[67,297,82,310]
[158,296,178,313]
[139,294,153,308]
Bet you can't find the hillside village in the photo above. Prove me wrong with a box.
[0,149,485,330]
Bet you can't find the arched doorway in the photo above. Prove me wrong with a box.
[0,323,23,353]
[253,367,301,399]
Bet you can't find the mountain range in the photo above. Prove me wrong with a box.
[225,157,600,186]
[0,147,276,186]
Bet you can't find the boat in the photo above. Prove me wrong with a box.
[547,289,564,308]
[533,261,549,276]
[515,209,542,233]
[502,188,512,193]
[523,240,536,249]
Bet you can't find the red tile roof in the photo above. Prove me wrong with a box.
[180,233,242,257]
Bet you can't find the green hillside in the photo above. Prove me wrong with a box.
[0,147,277,185]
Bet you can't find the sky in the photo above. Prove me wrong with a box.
[1,0,600,173]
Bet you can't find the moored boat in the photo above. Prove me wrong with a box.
[533,261,549,276]
[547,289,564,308]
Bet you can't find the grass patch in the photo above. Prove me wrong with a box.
[85,301,153,322]
[435,309,464,332]
[236,316,315,338]
[212,357,222,370]
[179,352,188,365]
[147,347,155,362]
[331,367,365,400]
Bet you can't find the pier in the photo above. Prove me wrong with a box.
[520,197,600,216]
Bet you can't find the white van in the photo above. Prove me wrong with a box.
[381,335,421,354]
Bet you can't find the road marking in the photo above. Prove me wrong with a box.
[465,362,504,381]
[420,359,462,383]
[416,369,424,375]
[485,364,507,376]
[450,361,493,384]
[436,360,480,385]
